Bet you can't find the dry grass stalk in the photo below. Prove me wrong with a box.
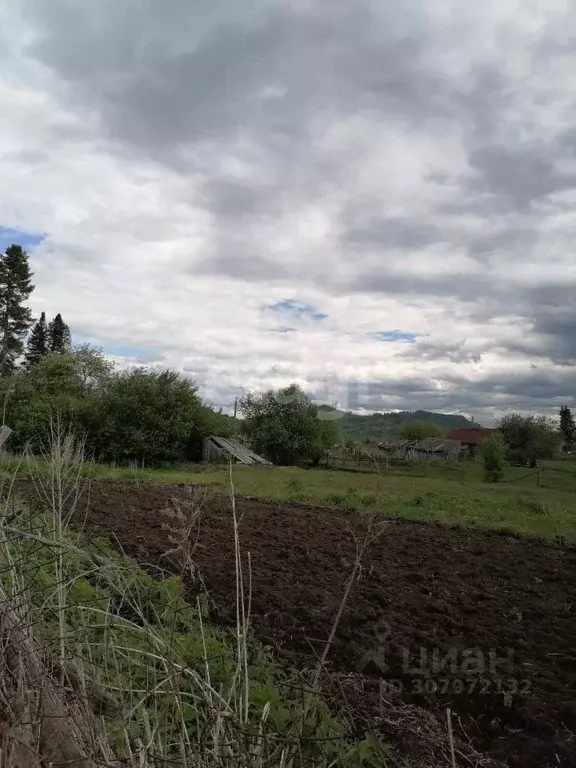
[160,485,208,581]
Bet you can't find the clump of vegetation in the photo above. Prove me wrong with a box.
[479,434,507,483]
[240,384,338,466]
[326,487,378,509]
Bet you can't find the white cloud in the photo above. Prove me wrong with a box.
[0,0,575,421]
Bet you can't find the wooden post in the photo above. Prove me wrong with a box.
[537,464,543,488]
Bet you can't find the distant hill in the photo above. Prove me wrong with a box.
[318,407,481,443]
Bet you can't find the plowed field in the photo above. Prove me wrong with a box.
[47,481,576,767]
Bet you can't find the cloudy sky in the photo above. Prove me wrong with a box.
[1,0,575,422]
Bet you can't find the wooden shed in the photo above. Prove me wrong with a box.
[202,436,272,466]
[379,438,462,462]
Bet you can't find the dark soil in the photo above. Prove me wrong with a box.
[24,482,576,766]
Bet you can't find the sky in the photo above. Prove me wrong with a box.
[1,0,575,422]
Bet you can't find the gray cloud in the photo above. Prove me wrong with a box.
[27,1,453,157]
[344,216,444,250]
[351,368,576,422]
[400,339,487,365]
[466,144,576,210]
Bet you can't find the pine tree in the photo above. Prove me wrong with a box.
[48,313,71,353]
[559,405,575,452]
[25,311,49,368]
[0,244,34,376]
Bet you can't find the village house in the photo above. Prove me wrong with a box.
[445,428,498,459]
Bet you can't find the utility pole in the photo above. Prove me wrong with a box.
[233,397,238,419]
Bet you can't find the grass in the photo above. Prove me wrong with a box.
[0,436,399,768]
[3,456,572,542]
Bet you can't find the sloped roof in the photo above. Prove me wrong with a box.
[446,428,497,444]
[411,438,461,452]
[205,436,272,465]
[378,438,460,452]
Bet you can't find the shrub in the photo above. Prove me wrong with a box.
[86,368,217,465]
[0,346,112,451]
[479,434,507,482]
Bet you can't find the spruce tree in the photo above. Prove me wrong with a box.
[559,405,576,451]
[48,313,71,353]
[0,244,34,376]
[25,311,49,368]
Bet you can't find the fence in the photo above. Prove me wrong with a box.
[321,454,576,491]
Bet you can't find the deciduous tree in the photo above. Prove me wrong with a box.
[0,345,114,450]
[498,413,559,466]
[88,368,220,465]
[240,384,338,465]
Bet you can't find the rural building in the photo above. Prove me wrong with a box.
[446,428,498,458]
[202,436,272,465]
[406,438,461,461]
[378,438,461,462]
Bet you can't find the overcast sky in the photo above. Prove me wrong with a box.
[1,0,575,422]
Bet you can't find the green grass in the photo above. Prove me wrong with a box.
[187,463,576,541]
[2,455,575,541]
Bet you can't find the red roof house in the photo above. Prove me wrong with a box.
[447,428,497,444]
[446,428,498,455]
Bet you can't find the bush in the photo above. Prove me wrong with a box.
[1,348,233,466]
[86,368,220,465]
[479,434,507,482]
[240,384,338,466]
[0,346,112,451]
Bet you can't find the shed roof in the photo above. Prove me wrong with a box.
[411,438,461,452]
[378,438,461,452]
[205,436,272,465]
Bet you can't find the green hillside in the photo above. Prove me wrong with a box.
[319,407,481,442]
